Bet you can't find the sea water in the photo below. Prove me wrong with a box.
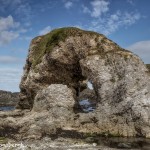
[79,99,96,112]
[0,106,15,111]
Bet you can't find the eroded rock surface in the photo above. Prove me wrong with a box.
[33,84,75,112]
[79,53,150,137]
[1,27,150,139]
[18,27,119,108]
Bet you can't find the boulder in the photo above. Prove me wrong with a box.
[33,84,75,113]
[32,84,75,127]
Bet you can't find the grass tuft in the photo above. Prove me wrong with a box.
[31,27,104,67]
[31,27,130,68]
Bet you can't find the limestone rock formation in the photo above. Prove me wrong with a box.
[33,84,75,126]
[2,27,150,138]
[80,54,150,137]
[18,27,119,108]
[0,90,19,106]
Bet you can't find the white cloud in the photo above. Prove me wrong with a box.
[81,0,141,35]
[0,67,22,92]
[15,2,32,20]
[127,40,150,64]
[0,15,28,45]
[64,1,73,9]
[105,11,141,35]
[39,26,51,35]
[0,16,20,45]
[0,56,24,64]
[0,15,19,31]
[82,5,91,14]
[123,12,140,25]
[0,31,19,45]
[88,11,141,35]
[0,0,32,21]
[90,0,110,18]
[83,0,109,18]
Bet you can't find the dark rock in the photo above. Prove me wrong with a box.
[84,137,99,144]
[117,142,132,149]
[0,90,19,106]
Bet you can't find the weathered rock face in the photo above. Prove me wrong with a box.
[0,90,19,106]
[79,53,150,137]
[33,84,75,125]
[33,84,75,112]
[0,84,76,139]
[15,27,150,138]
[18,27,120,108]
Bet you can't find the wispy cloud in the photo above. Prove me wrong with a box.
[83,0,109,18]
[127,40,150,64]
[0,0,32,21]
[88,11,141,35]
[34,1,58,12]
[90,0,110,17]
[127,0,134,5]
[82,5,91,14]
[0,15,19,31]
[0,31,19,45]
[0,15,28,45]
[64,1,73,9]
[39,26,51,35]
[0,16,20,45]
[81,0,141,35]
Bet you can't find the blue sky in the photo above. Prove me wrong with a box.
[0,0,150,92]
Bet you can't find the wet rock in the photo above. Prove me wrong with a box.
[85,137,98,144]
[117,142,132,149]
[78,88,97,112]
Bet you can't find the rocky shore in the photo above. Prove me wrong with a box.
[1,132,150,150]
[0,27,150,149]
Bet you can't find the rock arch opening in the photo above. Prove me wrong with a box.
[75,79,97,113]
